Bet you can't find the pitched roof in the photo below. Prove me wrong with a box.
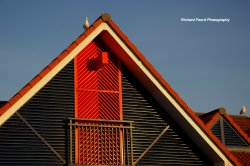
[199,108,250,145]
[231,151,250,166]
[231,115,250,137]
[199,109,221,127]
[199,109,250,166]
[0,13,240,165]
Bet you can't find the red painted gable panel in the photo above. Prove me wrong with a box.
[75,38,121,120]
[74,37,122,165]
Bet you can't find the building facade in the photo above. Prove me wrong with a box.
[0,13,248,166]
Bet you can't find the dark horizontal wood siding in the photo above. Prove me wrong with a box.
[0,60,74,166]
[122,65,212,166]
[211,117,249,147]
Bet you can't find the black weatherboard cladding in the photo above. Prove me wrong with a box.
[0,60,74,166]
[122,65,212,166]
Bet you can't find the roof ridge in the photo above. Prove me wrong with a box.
[230,114,249,118]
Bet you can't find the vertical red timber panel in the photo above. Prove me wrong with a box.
[75,38,122,165]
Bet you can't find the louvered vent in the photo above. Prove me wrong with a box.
[211,117,249,147]
[0,61,74,166]
[122,65,212,166]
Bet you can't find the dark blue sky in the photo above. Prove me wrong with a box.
[0,0,249,115]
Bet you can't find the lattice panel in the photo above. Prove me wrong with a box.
[76,113,122,165]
